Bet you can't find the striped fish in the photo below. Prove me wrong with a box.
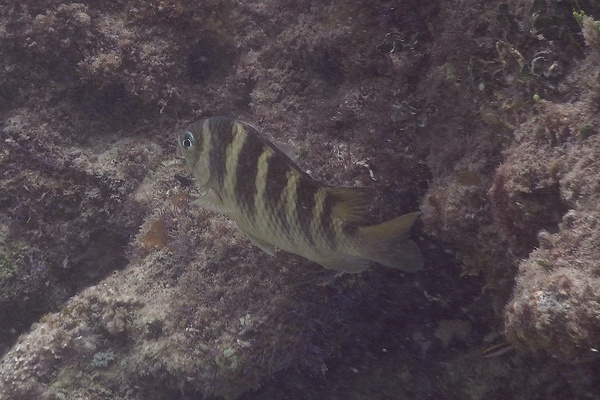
[178,116,423,273]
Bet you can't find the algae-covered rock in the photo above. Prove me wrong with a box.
[2,0,600,398]
[502,105,600,363]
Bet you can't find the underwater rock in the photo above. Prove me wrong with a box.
[502,107,600,363]
[489,15,600,361]
[2,0,600,398]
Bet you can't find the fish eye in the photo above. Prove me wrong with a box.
[181,132,195,149]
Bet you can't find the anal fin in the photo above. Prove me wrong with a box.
[315,255,371,274]
[237,225,277,256]
[358,212,423,272]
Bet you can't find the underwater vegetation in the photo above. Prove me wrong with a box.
[1,0,600,399]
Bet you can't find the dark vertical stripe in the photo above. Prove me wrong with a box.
[265,154,292,234]
[235,131,265,216]
[320,192,338,248]
[208,117,234,190]
[295,178,318,244]
[342,223,359,237]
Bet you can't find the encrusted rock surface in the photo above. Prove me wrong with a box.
[1,0,600,399]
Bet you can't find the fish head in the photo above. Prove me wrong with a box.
[178,122,211,187]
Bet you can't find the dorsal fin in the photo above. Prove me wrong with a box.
[274,142,298,161]
[327,186,376,223]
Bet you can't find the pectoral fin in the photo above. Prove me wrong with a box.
[191,189,229,214]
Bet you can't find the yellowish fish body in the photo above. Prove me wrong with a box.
[178,117,423,273]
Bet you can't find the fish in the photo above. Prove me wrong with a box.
[482,340,515,358]
[178,116,423,273]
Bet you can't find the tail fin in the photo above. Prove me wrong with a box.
[358,212,423,272]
